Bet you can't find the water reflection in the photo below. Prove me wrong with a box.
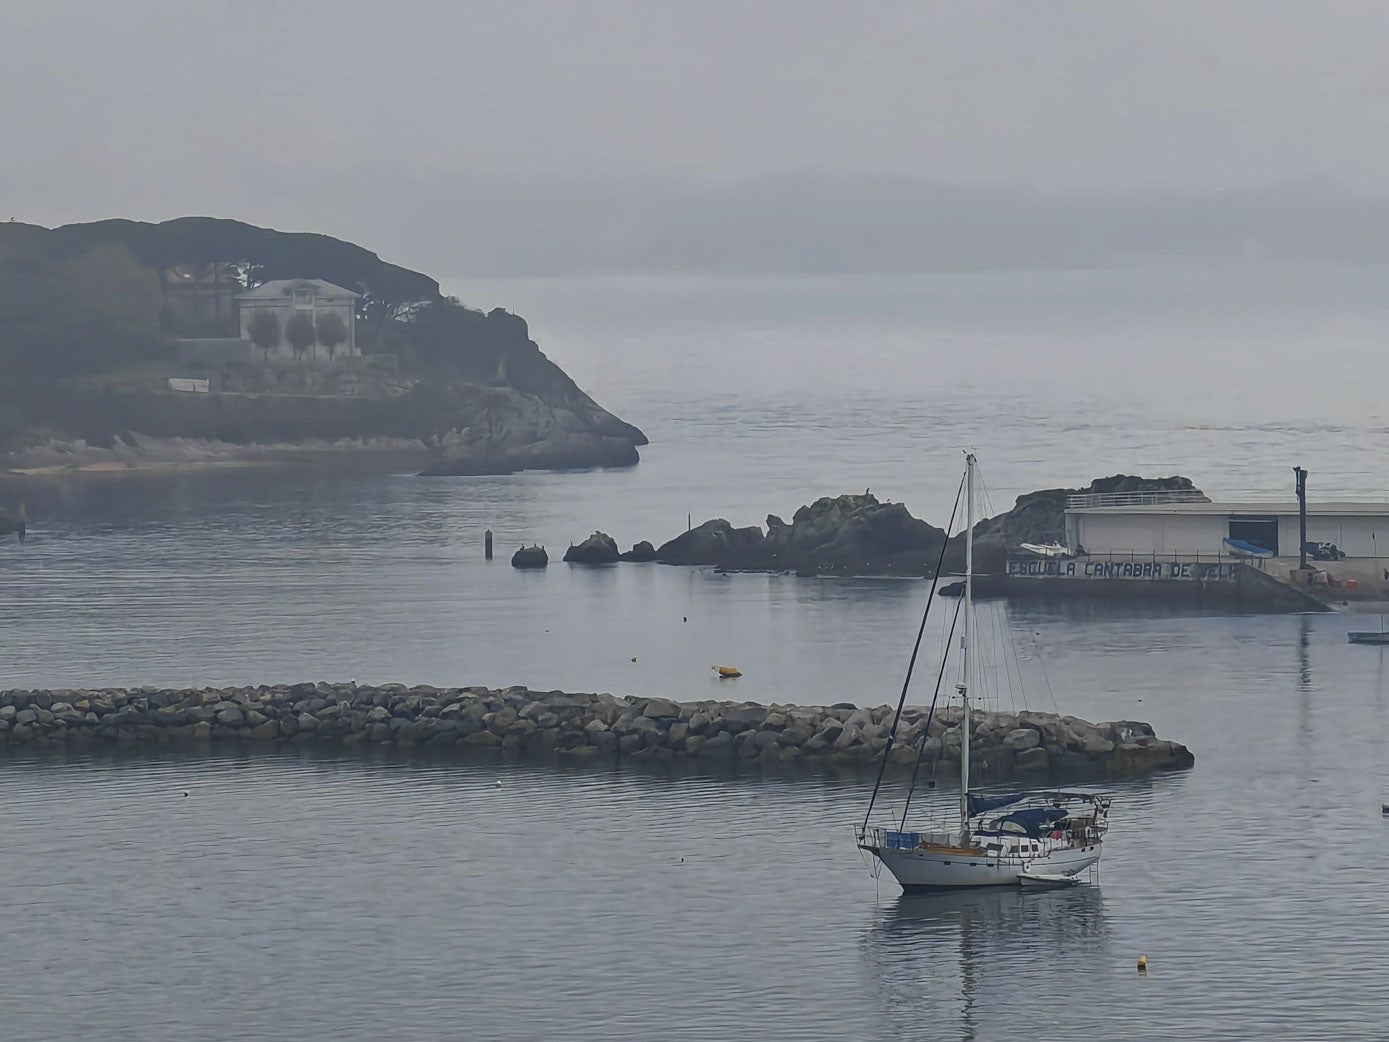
[861,886,1108,1041]
[1297,613,1312,694]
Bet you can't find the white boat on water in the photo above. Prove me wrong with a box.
[857,453,1111,891]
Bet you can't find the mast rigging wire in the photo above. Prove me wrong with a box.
[858,471,965,838]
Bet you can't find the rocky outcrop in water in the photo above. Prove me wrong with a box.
[511,546,548,568]
[620,540,656,562]
[651,493,947,575]
[563,532,620,564]
[655,519,766,566]
[0,685,1195,782]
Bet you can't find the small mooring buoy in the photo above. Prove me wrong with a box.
[631,656,637,663]
[1382,804,1389,816]
[1137,955,1148,973]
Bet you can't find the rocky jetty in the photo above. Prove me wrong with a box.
[653,493,947,575]
[563,531,620,564]
[511,545,548,568]
[0,685,1195,782]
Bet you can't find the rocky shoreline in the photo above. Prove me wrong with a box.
[1,432,430,477]
[0,684,1194,781]
[543,477,1203,579]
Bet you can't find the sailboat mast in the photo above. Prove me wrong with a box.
[960,452,975,843]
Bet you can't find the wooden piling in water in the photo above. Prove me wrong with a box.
[485,529,493,560]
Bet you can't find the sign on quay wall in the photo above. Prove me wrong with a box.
[1006,558,1240,581]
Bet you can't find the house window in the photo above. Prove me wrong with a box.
[292,289,314,308]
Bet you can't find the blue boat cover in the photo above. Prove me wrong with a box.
[967,792,1029,816]
[981,807,1069,837]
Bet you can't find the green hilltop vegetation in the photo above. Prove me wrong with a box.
[0,217,645,469]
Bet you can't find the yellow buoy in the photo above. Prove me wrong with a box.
[1137,955,1148,972]
[714,665,742,678]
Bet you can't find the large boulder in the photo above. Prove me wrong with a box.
[563,531,620,564]
[620,540,656,562]
[511,545,549,568]
[655,519,766,566]
[731,493,946,574]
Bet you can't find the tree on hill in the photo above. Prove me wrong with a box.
[284,311,316,362]
[315,311,348,362]
[246,309,280,363]
[0,243,166,388]
[64,244,162,330]
[42,216,441,328]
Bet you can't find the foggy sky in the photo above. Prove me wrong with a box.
[7,0,1389,276]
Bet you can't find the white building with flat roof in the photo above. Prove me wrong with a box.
[1065,492,1389,558]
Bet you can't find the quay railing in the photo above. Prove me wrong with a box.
[1013,550,1269,572]
[1065,490,1211,509]
[1055,555,1266,572]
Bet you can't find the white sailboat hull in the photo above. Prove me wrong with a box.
[873,841,1102,891]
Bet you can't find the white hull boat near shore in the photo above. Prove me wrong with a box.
[863,803,1106,890]
[857,453,1112,891]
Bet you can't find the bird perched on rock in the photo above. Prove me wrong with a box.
[0,504,25,544]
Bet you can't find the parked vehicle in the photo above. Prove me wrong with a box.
[1304,541,1346,561]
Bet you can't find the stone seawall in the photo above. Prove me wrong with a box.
[0,684,1194,781]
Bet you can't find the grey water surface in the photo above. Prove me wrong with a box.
[2,268,1389,1040]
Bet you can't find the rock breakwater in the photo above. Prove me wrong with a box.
[0,685,1194,781]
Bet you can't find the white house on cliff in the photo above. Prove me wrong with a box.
[236,278,360,361]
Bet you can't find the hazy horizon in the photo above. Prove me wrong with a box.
[10,1,1389,276]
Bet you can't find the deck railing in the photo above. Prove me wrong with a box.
[1020,550,1267,571]
[1065,490,1211,509]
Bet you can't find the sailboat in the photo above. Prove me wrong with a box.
[857,453,1111,890]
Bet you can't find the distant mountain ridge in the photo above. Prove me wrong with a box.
[315,171,1389,277]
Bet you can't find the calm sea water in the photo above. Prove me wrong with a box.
[3,266,1389,1040]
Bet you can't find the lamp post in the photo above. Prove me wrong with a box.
[1294,466,1308,570]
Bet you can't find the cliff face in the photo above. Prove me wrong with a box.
[407,309,647,475]
[0,218,646,475]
